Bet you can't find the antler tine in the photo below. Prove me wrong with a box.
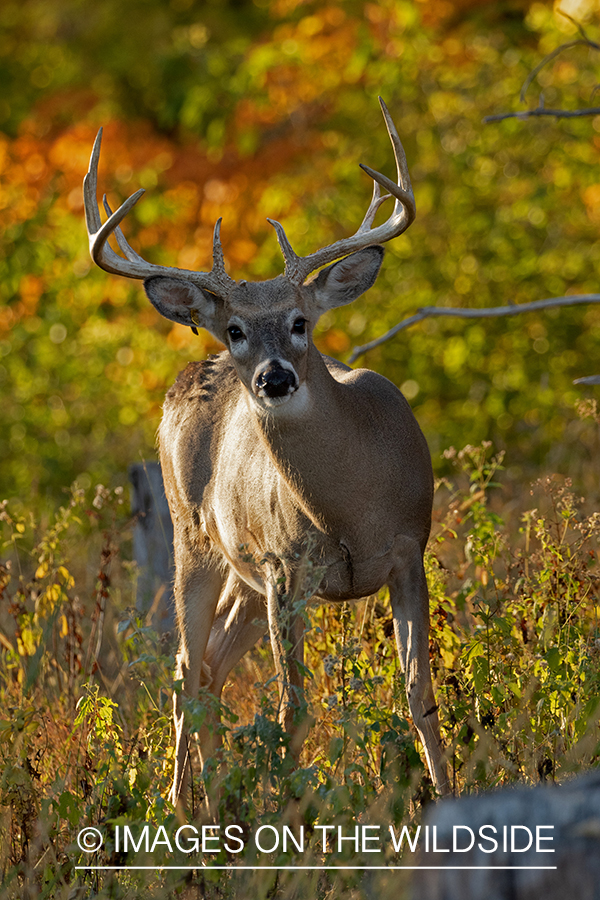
[89,193,147,276]
[83,128,104,237]
[268,98,416,285]
[206,217,235,296]
[266,217,304,284]
[83,128,235,294]
[102,194,147,264]
[83,129,146,275]
[356,180,389,234]
[211,218,227,277]
[359,97,415,224]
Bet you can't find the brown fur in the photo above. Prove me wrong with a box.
[147,253,449,805]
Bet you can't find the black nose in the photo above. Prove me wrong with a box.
[255,363,297,398]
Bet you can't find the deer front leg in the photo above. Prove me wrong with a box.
[264,564,307,757]
[389,539,450,796]
[174,574,267,819]
[170,554,223,809]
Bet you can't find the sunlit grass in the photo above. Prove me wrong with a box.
[0,444,598,897]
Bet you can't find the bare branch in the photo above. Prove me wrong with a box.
[484,105,600,123]
[557,10,597,43]
[574,375,600,385]
[519,38,598,104]
[486,15,600,124]
[348,294,600,364]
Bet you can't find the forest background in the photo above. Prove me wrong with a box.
[1,0,599,508]
[0,0,600,897]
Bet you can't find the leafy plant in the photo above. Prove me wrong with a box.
[429,443,600,791]
[0,445,598,897]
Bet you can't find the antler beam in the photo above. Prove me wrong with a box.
[85,100,414,293]
[267,97,416,285]
[83,128,235,296]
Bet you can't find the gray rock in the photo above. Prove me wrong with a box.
[413,770,600,900]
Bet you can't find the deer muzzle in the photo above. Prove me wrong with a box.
[254,361,298,400]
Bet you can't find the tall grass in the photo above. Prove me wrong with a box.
[0,443,598,898]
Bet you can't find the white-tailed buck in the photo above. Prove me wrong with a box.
[84,98,448,803]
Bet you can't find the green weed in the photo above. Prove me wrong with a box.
[0,447,598,897]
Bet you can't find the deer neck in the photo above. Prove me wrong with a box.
[246,345,348,530]
[250,343,340,432]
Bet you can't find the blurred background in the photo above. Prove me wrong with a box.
[1,0,599,512]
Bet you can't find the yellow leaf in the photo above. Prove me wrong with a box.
[18,628,37,656]
[35,562,49,580]
[58,566,74,588]
[15,523,25,534]
[45,584,61,603]
[441,648,456,669]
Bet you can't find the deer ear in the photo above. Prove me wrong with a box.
[144,276,220,332]
[311,246,384,313]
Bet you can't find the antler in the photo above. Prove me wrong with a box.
[267,97,416,285]
[83,128,236,296]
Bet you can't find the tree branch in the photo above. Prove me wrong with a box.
[485,16,600,124]
[484,106,600,123]
[348,294,600,364]
[574,375,600,384]
[519,36,599,103]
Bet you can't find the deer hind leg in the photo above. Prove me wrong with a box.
[389,539,449,796]
[200,573,268,761]
[264,563,307,758]
[203,574,268,698]
[170,554,223,808]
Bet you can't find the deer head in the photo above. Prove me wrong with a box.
[84,99,415,410]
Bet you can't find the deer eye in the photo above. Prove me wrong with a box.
[227,325,245,342]
[292,317,307,335]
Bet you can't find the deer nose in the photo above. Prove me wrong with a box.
[254,362,297,398]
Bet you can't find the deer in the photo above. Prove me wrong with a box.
[83,98,449,806]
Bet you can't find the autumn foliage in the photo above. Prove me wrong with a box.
[0,0,598,506]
